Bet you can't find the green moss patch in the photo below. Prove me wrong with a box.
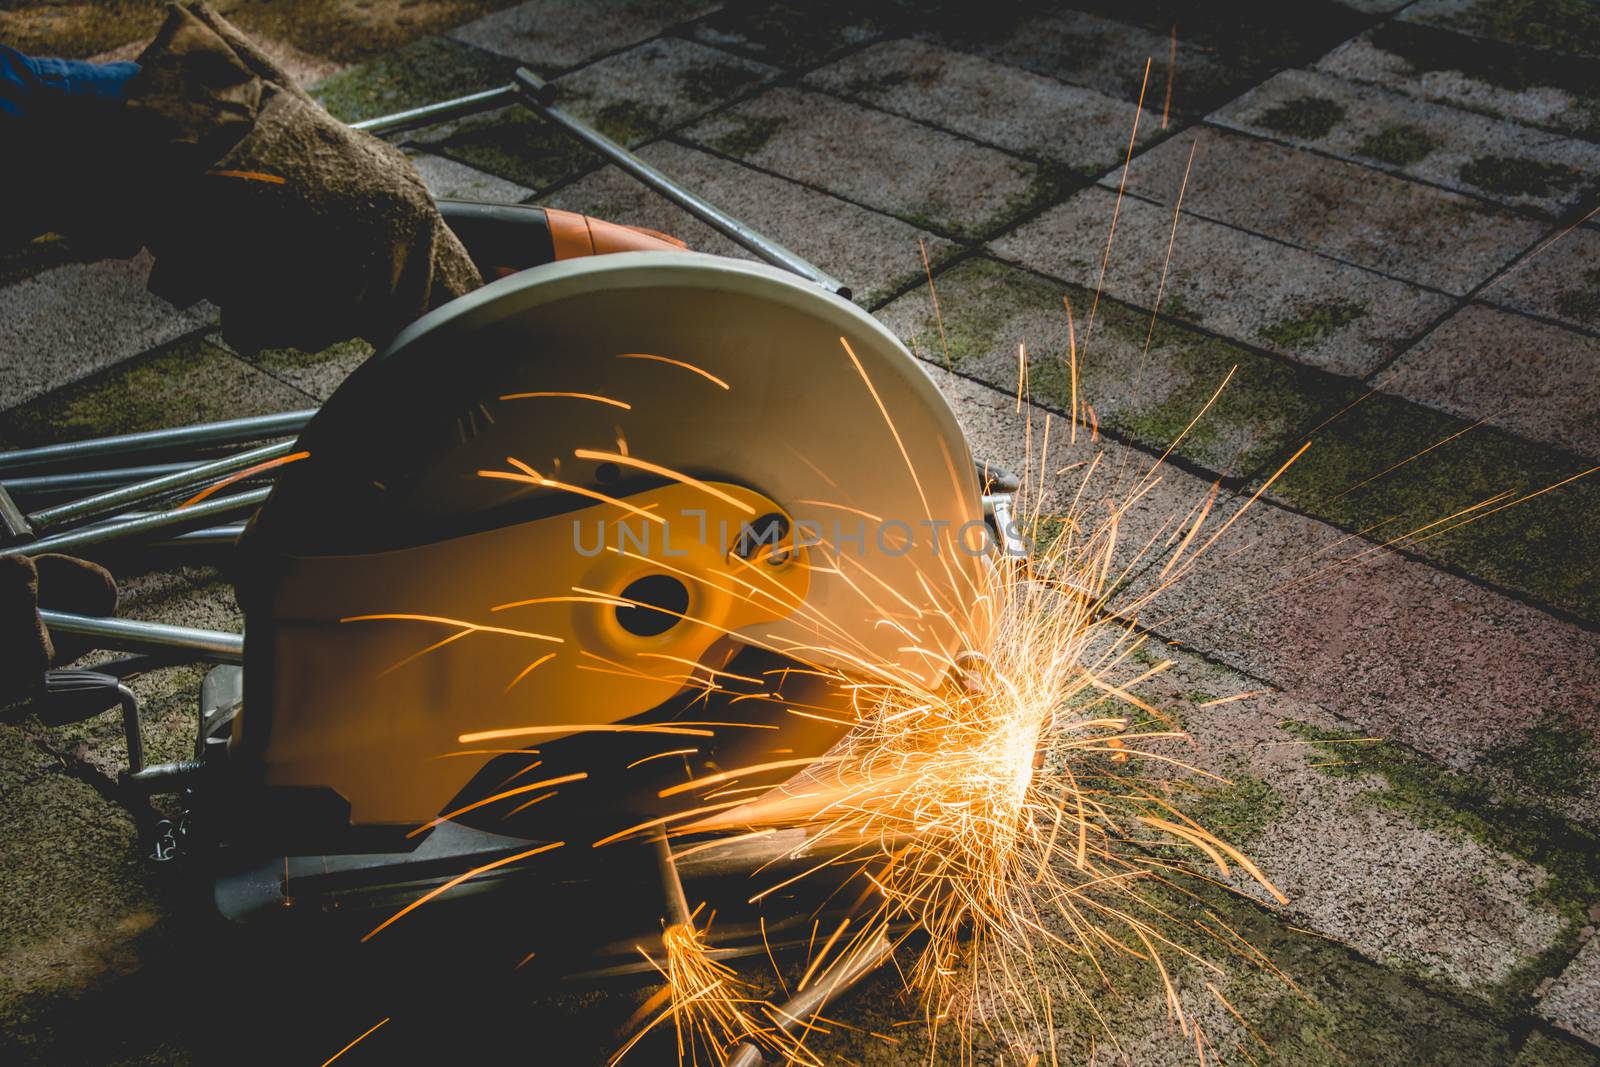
[1356,124,1442,167]
[1258,298,1369,351]
[1256,95,1347,139]
[1483,715,1597,801]
[1185,772,1285,844]
[1459,155,1582,198]
[313,36,514,124]
[1427,0,1600,58]
[433,109,601,191]
[1267,391,1600,621]
[702,113,788,158]
[680,59,772,106]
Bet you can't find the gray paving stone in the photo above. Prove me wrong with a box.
[1482,222,1600,332]
[806,38,1157,176]
[1374,303,1600,459]
[1116,126,1548,295]
[1402,0,1600,60]
[449,0,719,73]
[917,6,1243,116]
[552,37,775,147]
[419,104,603,192]
[1317,23,1600,141]
[1211,68,1600,217]
[992,184,1454,377]
[878,256,1352,478]
[407,152,535,202]
[683,87,1059,238]
[1542,937,1600,1047]
[209,332,375,404]
[0,254,216,413]
[687,0,887,69]
[314,35,515,124]
[541,140,957,307]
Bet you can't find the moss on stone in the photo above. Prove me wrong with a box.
[1256,95,1347,139]
[314,35,514,124]
[1267,391,1600,620]
[434,109,600,191]
[1515,1029,1600,1066]
[680,60,770,107]
[1430,0,1600,57]
[692,1,887,69]
[1356,124,1442,166]
[1459,155,1581,198]
[590,99,665,146]
[1185,772,1285,844]
[704,113,787,158]
[1258,298,1368,350]
[1483,716,1597,800]
[1553,267,1600,324]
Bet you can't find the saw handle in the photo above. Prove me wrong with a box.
[38,668,144,773]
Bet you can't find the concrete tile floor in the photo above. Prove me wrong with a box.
[2,1,1599,1063]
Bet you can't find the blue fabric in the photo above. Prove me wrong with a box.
[0,44,139,120]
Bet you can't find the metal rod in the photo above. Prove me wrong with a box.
[0,410,314,475]
[0,486,270,558]
[350,84,520,137]
[725,926,895,1067]
[2,461,200,499]
[653,828,694,928]
[26,440,295,533]
[509,68,852,300]
[156,523,247,547]
[39,610,243,664]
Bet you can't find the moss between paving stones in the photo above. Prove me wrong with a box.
[679,57,776,107]
[432,108,601,191]
[690,0,891,69]
[1516,1029,1600,1066]
[1283,720,1600,1007]
[1258,297,1370,351]
[1356,124,1442,167]
[893,258,1354,476]
[0,334,310,449]
[313,35,515,124]
[1555,267,1600,325]
[700,112,788,158]
[1184,771,1286,845]
[1427,0,1600,58]
[1483,714,1598,802]
[1256,94,1348,139]
[1267,391,1600,622]
[1459,154,1583,198]
[1065,0,1367,71]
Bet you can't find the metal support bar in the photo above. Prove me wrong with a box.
[24,440,294,535]
[0,410,314,476]
[349,84,521,137]
[0,486,270,558]
[38,610,243,664]
[2,462,200,501]
[653,828,694,928]
[507,69,852,300]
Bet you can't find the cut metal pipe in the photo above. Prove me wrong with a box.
[509,68,852,300]
[39,610,243,664]
[349,84,521,137]
[0,409,314,475]
[25,440,295,533]
[725,925,896,1067]
[1,462,199,500]
[0,486,270,558]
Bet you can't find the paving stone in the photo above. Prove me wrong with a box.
[208,332,375,404]
[419,104,603,191]
[542,140,957,306]
[449,0,719,73]
[0,334,312,450]
[1265,386,1600,623]
[879,257,1353,477]
[552,37,776,147]
[683,87,1061,238]
[0,254,217,414]
[1117,126,1548,295]
[1515,1030,1600,1067]
[1317,22,1600,142]
[687,0,890,69]
[1144,655,1572,999]
[1543,937,1600,1046]
[1063,0,1370,72]
[992,185,1453,377]
[1402,0,1600,60]
[1482,222,1600,332]
[806,38,1158,176]
[1211,68,1600,217]
[313,35,515,124]
[916,6,1247,116]
[1373,303,1600,459]
[406,151,535,203]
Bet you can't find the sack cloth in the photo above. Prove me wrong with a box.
[126,2,482,352]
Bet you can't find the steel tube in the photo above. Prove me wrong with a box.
[39,610,243,664]
[27,440,294,532]
[0,486,270,558]
[509,68,852,300]
[349,84,520,137]
[0,410,314,475]
[2,462,199,500]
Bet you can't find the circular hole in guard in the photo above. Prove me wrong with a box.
[616,574,690,637]
[595,461,622,485]
[734,512,791,563]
